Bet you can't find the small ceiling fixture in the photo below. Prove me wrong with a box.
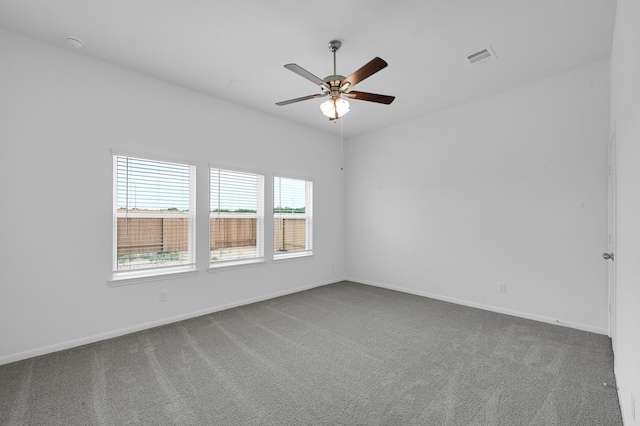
[466,46,496,64]
[276,40,395,120]
[65,36,84,49]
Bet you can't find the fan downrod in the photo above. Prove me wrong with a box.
[326,40,344,83]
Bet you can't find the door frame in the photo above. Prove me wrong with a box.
[607,130,617,353]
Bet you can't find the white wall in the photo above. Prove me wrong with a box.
[610,1,640,423]
[0,29,345,364]
[346,59,610,333]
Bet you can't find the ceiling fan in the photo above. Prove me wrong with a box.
[276,40,395,120]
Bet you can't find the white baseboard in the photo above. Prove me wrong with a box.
[347,277,608,335]
[0,278,342,366]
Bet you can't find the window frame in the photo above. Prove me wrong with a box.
[208,165,265,270]
[273,175,313,261]
[110,151,198,285]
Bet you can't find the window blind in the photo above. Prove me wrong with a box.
[114,155,196,273]
[273,176,313,257]
[210,168,264,264]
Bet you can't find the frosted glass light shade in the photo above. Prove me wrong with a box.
[320,98,350,118]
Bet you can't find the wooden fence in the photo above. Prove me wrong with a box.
[210,217,257,249]
[273,218,307,252]
[117,217,189,255]
[117,215,306,255]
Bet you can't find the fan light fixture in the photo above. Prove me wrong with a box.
[320,98,350,118]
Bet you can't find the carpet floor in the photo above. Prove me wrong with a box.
[0,281,622,425]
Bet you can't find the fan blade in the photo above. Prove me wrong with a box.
[284,64,330,89]
[275,93,328,106]
[340,57,388,91]
[343,91,395,105]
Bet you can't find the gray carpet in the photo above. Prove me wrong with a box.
[0,281,622,425]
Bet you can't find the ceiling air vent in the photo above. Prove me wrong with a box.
[466,46,496,64]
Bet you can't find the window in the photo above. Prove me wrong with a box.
[210,168,264,266]
[273,176,313,259]
[112,154,196,281]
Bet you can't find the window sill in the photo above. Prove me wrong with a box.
[109,265,199,286]
[273,251,314,262]
[208,258,266,273]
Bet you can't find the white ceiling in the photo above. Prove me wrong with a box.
[0,0,616,138]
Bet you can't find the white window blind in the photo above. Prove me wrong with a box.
[273,176,313,259]
[210,168,264,265]
[113,155,196,276]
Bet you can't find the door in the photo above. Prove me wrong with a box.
[606,132,617,351]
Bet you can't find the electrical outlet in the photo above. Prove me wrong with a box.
[498,283,507,293]
[159,290,167,302]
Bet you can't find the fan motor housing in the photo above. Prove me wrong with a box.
[323,75,345,88]
[323,75,345,98]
